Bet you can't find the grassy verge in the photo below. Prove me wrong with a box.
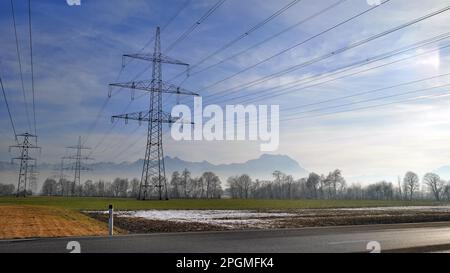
[0,196,445,211]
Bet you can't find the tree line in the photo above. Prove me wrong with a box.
[227,170,450,201]
[1,169,450,201]
[36,169,223,199]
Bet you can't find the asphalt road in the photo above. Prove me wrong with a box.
[2,222,450,253]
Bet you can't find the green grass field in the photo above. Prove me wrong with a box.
[0,196,445,211]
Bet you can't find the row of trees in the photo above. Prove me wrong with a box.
[41,177,135,197]
[228,170,347,200]
[169,170,222,199]
[40,170,223,199]
[0,184,15,196]
[228,170,450,201]
[2,169,449,201]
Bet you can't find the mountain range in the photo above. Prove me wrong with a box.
[0,154,308,188]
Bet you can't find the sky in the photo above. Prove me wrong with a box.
[1,0,450,183]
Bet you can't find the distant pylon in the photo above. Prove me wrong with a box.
[50,158,68,196]
[63,136,93,196]
[27,163,39,195]
[110,26,198,200]
[9,133,40,197]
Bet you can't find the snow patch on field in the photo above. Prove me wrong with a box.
[336,206,450,212]
[111,210,295,229]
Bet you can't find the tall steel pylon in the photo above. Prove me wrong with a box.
[110,26,198,200]
[9,133,40,197]
[63,136,93,196]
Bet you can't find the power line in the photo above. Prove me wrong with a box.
[85,0,197,151]
[103,125,143,160]
[204,4,450,98]
[111,126,172,163]
[86,90,148,155]
[283,82,450,118]
[10,0,32,133]
[195,43,450,128]
[165,0,227,53]
[198,0,392,94]
[285,72,450,112]
[86,121,118,157]
[280,90,450,122]
[110,26,198,200]
[0,77,18,142]
[88,88,177,158]
[171,0,347,83]
[83,2,192,146]
[169,0,304,82]
[28,0,37,136]
[122,0,192,68]
[211,34,450,105]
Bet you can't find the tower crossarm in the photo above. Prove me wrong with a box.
[66,145,91,150]
[62,156,94,161]
[112,110,194,125]
[11,156,36,163]
[109,81,199,97]
[63,166,92,171]
[9,144,40,150]
[123,53,189,67]
[16,133,37,138]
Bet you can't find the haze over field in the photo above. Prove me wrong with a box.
[2,153,450,191]
[0,154,307,188]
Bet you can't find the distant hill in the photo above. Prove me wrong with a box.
[88,153,308,181]
[0,154,308,188]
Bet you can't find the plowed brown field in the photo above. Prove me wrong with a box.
[0,204,112,239]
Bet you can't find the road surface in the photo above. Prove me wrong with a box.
[1,222,450,253]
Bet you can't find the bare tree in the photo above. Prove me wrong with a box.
[423,173,443,201]
[272,170,284,198]
[202,172,222,198]
[170,171,182,198]
[239,174,252,199]
[284,175,294,199]
[83,180,96,197]
[306,173,320,198]
[181,168,191,198]
[41,178,58,196]
[111,178,129,197]
[443,183,450,201]
[129,178,140,198]
[324,170,346,199]
[403,171,419,200]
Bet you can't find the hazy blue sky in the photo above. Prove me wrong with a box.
[1,0,450,182]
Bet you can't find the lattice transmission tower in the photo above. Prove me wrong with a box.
[9,133,40,197]
[27,163,39,194]
[110,26,198,200]
[63,136,93,196]
[49,158,69,196]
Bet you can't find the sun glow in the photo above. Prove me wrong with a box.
[415,49,441,69]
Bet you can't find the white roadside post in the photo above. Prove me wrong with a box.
[108,204,113,236]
